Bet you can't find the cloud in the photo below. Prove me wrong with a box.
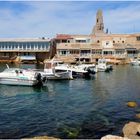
[0,1,140,38]
[104,2,140,33]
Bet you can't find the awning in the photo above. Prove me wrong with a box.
[19,56,36,60]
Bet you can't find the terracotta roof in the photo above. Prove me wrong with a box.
[56,34,73,40]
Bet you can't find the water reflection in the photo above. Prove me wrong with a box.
[1,64,140,138]
[78,110,113,139]
[0,85,49,97]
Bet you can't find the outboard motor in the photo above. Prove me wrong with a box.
[83,71,91,79]
[36,73,42,81]
[35,73,43,86]
[42,76,47,83]
[110,65,113,71]
[87,68,96,75]
[83,68,96,79]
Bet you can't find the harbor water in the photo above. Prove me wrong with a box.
[0,63,140,138]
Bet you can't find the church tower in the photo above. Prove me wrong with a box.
[92,9,105,35]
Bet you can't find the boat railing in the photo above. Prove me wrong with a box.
[6,64,10,69]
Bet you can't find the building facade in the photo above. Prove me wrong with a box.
[0,38,54,62]
[54,10,140,63]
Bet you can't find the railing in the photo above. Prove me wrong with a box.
[57,43,96,49]
[114,54,126,58]
[57,53,128,59]
[0,46,50,51]
[80,53,91,57]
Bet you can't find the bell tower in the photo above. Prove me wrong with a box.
[92,9,104,35]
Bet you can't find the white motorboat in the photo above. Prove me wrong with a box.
[42,60,73,80]
[76,64,98,73]
[55,63,94,78]
[131,58,140,66]
[96,59,113,72]
[0,65,46,86]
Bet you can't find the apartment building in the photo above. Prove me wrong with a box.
[54,9,140,63]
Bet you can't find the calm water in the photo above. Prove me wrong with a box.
[0,63,140,139]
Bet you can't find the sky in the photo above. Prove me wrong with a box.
[0,1,140,38]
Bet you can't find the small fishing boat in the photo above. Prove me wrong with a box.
[55,63,95,78]
[0,65,46,86]
[42,60,73,80]
[131,58,140,66]
[76,64,97,73]
[96,59,113,72]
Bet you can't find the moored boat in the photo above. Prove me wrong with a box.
[76,64,97,73]
[55,63,96,78]
[131,58,140,66]
[42,60,73,80]
[0,65,46,86]
[96,59,113,72]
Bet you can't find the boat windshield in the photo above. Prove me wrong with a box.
[98,59,106,63]
[4,68,23,73]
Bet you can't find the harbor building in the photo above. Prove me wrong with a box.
[0,9,139,64]
[0,38,54,63]
[54,9,140,64]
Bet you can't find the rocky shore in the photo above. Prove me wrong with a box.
[23,136,59,140]
[101,122,140,140]
[101,101,140,139]
[22,122,140,139]
[25,101,140,139]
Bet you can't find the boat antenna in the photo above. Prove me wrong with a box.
[6,64,9,69]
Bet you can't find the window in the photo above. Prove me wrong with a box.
[116,50,124,54]
[70,50,79,54]
[106,42,109,45]
[4,52,7,56]
[59,50,67,55]
[81,50,90,54]
[76,40,86,43]
[19,43,22,49]
[62,40,67,43]
[136,36,140,41]
[87,39,90,43]
[92,50,102,54]
[103,51,113,55]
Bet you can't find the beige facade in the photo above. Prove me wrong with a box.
[54,10,140,63]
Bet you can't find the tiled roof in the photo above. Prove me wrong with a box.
[56,34,73,40]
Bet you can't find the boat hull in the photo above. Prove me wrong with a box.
[130,58,140,66]
[131,62,140,66]
[0,77,39,86]
[55,65,92,78]
[42,71,73,80]
[97,65,113,72]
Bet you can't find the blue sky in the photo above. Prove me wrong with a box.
[0,1,140,38]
